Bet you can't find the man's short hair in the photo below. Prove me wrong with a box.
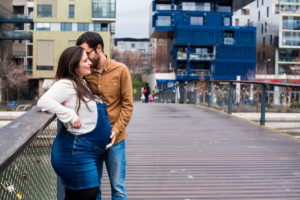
[76,32,105,53]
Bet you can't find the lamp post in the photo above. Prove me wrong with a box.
[264,59,271,82]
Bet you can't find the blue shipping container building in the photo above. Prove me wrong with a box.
[149,0,256,81]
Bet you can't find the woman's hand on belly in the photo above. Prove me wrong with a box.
[72,118,82,129]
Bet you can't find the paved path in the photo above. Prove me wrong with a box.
[101,104,300,199]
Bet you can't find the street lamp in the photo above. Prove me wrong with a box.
[264,59,271,82]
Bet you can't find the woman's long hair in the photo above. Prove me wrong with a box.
[54,46,97,114]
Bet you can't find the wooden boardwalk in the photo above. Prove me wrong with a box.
[102,104,300,199]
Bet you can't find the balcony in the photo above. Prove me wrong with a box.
[156,19,171,26]
[182,3,211,12]
[177,53,187,60]
[177,69,210,77]
[0,13,33,23]
[12,51,26,57]
[190,53,215,60]
[156,4,176,11]
[282,18,300,30]
[217,6,232,12]
[282,32,300,47]
[0,31,33,40]
[92,1,116,21]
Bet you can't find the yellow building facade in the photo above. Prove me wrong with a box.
[33,0,116,94]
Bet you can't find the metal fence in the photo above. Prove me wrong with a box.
[155,80,300,137]
[0,107,57,200]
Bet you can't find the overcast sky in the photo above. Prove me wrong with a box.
[114,0,153,38]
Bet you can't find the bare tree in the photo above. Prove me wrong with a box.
[0,48,14,108]
[7,64,29,106]
[112,49,121,62]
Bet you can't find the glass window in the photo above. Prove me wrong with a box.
[224,17,230,26]
[37,66,54,70]
[94,23,101,31]
[36,22,50,31]
[13,23,24,30]
[263,37,265,47]
[139,43,144,48]
[265,22,267,33]
[182,2,210,11]
[37,5,52,17]
[282,16,300,30]
[61,23,72,31]
[263,51,265,61]
[78,23,89,31]
[218,3,231,12]
[92,0,116,18]
[258,52,260,62]
[101,23,108,31]
[13,6,24,15]
[258,11,260,21]
[131,43,135,48]
[257,0,259,8]
[279,50,300,62]
[27,45,33,56]
[267,7,269,17]
[270,35,273,45]
[156,16,171,26]
[69,5,74,18]
[191,17,204,25]
[241,9,249,15]
[261,24,264,34]
[262,0,264,6]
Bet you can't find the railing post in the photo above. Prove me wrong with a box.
[184,84,187,104]
[260,84,267,126]
[228,82,233,114]
[208,82,212,108]
[175,86,178,104]
[194,82,197,105]
[164,91,166,103]
[159,92,162,103]
[170,90,172,103]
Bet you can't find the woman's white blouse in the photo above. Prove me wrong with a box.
[37,79,98,135]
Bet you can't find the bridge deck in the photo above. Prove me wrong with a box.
[102,104,300,199]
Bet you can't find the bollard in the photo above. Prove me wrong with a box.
[194,82,197,105]
[208,82,212,108]
[184,84,187,104]
[260,84,267,126]
[228,82,233,114]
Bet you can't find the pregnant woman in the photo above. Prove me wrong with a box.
[38,46,111,200]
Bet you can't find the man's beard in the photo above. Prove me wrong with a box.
[91,54,100,68]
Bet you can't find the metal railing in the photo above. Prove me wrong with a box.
[0,107,57,200]
[12,51,26,57]
[154,80,300,136]
[0,14,33,20]
[190,53,215,60]
[156,4,177,10]
[0,31,33,39]
[177,69,210,76]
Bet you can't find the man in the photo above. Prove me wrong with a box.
[76,32,133,200]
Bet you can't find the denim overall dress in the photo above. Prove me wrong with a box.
[51,102,111,190]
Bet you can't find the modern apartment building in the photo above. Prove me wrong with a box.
[0,0,34,102]
[149,0,256,82]
[232,5,251,27]
[33,0,116,94]
[249,0,300,82]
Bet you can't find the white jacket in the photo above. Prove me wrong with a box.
[37,79,99,135]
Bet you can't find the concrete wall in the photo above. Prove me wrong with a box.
[34,0,94,23]
[32,31,111,79]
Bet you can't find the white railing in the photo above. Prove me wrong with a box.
[177,53,187,59]
[177,69,210,76]
[190,53,215,60]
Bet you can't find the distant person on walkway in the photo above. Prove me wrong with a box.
[76,32,134,200]
[38,46,111,200]
[143,83,150,103]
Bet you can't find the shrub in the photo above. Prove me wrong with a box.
[290,101,300,109]
[277,109,282,113]
[132,81,145,88]
[266,103,272,109]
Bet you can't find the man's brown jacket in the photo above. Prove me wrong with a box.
[86,56,134,144]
